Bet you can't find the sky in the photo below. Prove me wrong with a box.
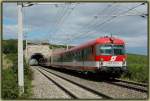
[3,2,148,55]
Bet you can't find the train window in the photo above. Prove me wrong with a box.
[91,46,93,53]
[113,45,125,55]
[83,48,89,59]
[102,46,111,55]
[96,45,112,55]
[96,44,125,55]
[80,50,83,60]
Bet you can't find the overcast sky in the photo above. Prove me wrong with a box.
[3,2,148,55]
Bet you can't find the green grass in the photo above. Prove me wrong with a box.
[2,54,33,99]
[20,60,33,98]
[122,53,148,83]
[3,39,26,54]
[2,68,19,99]
[2,39,33,99]
[49,44,74,49]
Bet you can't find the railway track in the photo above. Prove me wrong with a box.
[105,79,148,93]
[36,67,112,99]
[114,79,148,87]
[36,66,148,99]
[42,66,148,93]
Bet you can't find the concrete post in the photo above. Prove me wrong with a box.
[17,2,24,95]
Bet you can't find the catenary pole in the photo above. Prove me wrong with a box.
[17,2,24,95]
[17,2,67,95]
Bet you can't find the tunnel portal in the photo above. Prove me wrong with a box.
[29,53,46,66]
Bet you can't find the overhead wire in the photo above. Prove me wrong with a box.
[64,2,146,44]
[49,3,78,45]
[51,3,123,44]
[49,3,70,44]
[61,3,121,44]
[51,3,114,44]
[64,3,115,38]
[55,3,78,35]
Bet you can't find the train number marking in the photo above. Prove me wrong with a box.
[110,56,117,61]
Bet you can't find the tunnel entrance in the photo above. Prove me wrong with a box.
[29,53,45,66]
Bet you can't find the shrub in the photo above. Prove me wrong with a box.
[122,54,148,83]
[3,39,26,54]
[3,40,17,54]
[2,39,32,99]
[2,68,19,99]
[2,54,33,99]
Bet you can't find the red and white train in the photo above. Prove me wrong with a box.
[49,36,127,78]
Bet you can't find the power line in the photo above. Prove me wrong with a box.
[49,3,70,43]
[64,2,146,44]
[55,3,78,34]
[64,3,115,38]
[57,3,121,44]
[52,4,69,33]
[49,3,78,45]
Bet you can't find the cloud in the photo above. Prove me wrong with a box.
[123,35,147,47]
[3,2,147,55]
[3,24,31,39]
[3,3,17,22]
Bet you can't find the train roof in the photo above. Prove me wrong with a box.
[53,36,125,55]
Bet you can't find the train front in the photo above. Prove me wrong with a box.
[95,37,127,77]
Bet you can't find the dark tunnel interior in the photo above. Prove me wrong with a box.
[30,53,45,64]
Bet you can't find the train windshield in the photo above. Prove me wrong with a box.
[99,45,112,55]
[113,45,125,55]
[97,44,125,55]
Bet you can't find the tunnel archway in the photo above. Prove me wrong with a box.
[29,53,45,65]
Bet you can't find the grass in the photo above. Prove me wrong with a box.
[2,68,19,99]
[49,44,74,49]
[2,54,33,99]
[2,39,33,99]
[121,53,148,83]
[2,54,13,69]
[20,60,33,98]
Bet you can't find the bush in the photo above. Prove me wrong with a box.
[3,40,18,54]
[2,68,19,99]
[21,60,33,98]
[2,54,33,99]
[122,54,148,83]
[2,39,32,99]
[49,44,74,49]
[3,39,26,54]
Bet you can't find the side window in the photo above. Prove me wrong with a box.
[96,45,100,55]
[79,50,82,61]
[84,48,87,60]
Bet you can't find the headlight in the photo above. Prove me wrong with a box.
[100,58,103,65]
[122,58,126,65]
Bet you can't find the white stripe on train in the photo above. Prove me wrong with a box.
[51,61,124,68]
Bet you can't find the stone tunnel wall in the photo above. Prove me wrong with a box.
[24,44,67,65]
[25,44,52,61]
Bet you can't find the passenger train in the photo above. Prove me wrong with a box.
[47,36,127,78]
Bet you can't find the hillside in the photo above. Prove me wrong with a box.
[2,39,32,99]
[2,54,13,69]
[3,39,26,54]
[123,53,148,83]
[49,44,74,49]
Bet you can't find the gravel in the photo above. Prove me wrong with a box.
[39,67,102,99]
[40,66,148,99]
[30,66,71,99]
